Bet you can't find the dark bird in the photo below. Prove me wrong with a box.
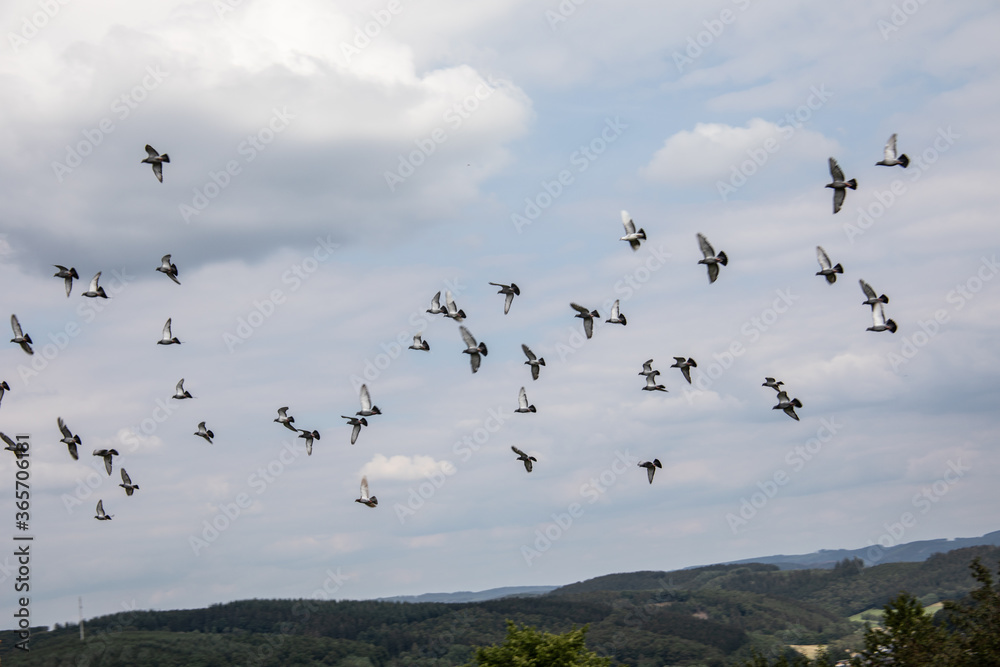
[58,417,81,460]
[274,407,297,431]
[605,299,626,325]
[570,303,599,339]
[408,333,430,351]
[94,499,113,520]
[773,390,803,421]
[867,302,898,333]
[459,326,488,373]
[158,318,181,345]
[142,144,170,182]
[815,246,844,284]
[620,210,646,251]
[825,157,857,214]
[119,468,139,496]
[81,272,108,298]
[156,254,180,284]
[10,314,33,355]
[511,445,537,473]
[53,265,79,297]
[876,133,909,168]
[489,282,520,314]
[522,343,545,380]
[696,233,728,283]
[515,386,536,413]
[355,476,378,507]
[859,279,889,306]
[357,384,381,416]
[639,459,662,484]
[2,432,27,458]
[194,421,214,444]
[172,378,193,399]
[93,448,119,475]
[341,416,367,445]
[298,429,320,456]
[671,357,697,384]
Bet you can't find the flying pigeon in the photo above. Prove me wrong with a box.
[816,246,844,284]
[0,380,9,407]
[443,291,467,321]
[671,357,697,384]
[605,299,626,325]
[58,417,81,460]
[639,359,661,380]
[762,377,784,392]
[141,144,170,182]
[194,422,214,444]
[172,378,193,399]
[642,374,667,392]
[2,432,27,458]
[158,318,181,345]
[274,407,297,431]
[298,429,320,456]
[570,303,599,339]
[867,302,898,333]
[94,499,113,520]
[489,282,520,315]
[697,233,728,283]
[773,390,803,421]
[81,272,108,298]
[53,265,79,297]
[522,344,545,381]
[408,334,430,351]
[341,416,367,445]
[426,291,446,315]
[511,445,537,473]
[876,134,909,168]
[639,459,662,484]
[459,326,487,373]
[119,468,139,496]
[620,210,646,251]
[93,448,119,475]
[156,255,180,284]
[515,386,536,413]
[826,157,857,214]
[859,279,889,306]
[10,314,33,355]
[357,384,381,417]
[355,476,378,507]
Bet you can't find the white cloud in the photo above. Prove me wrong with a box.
[360,454,456,481]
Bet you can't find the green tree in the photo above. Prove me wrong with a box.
[851,592,943,665]
[465,620,612,667]
[941,557,1000,666]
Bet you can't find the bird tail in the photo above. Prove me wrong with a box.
[847,178,858,190]
[161,154,170,163]
[637,228,646,239]
[886,319,898,333]
[619,314,627,326]
[590,310,599,318]
[480,343,488,356]
[24,334,33,344]
[880,294,889,304]
[792,399,803,408]
[529,405,536,413]
[834,263,844,274]
[457,309,466,320]
[539,358,546,366]
[898,154,909,168]
[718,251,728,266]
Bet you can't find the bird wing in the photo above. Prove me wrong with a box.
[859,279,876,300]
[152,162,163,182]
[103,455,112,475]
[884,134,897,160]
[647,466,655,484]
[0,432,16,448]
[96,499,105,515]
[583,316,593,339]
[469,350,481,373]
[570,302,590,315]
[871,302,887,327]
[504,292,513,314]
[707,262,719,283]
[360,476,370,500]
[459,325,476,348]
[644,375,659,389]
[121,468,132,485]
[511,445,527,457]
[531,363,539,381]
[621,210,635,235]
[351,423,361,445]
[430,291,441,309]
[816,246,832,270]
[89,272,102,291]
[162,318,173,339]
[360,385,372,412]
[277,407,288,419]
[10,314,23,337]
[518,387,528,409]
[681,366,692,384]
[829,157,844,181]
[642,359,654,373]
[176,378,185,393]
[775,390,790,404]
[161,254,172,266]
[446,290,458,313]
[145,145,160,158]
[58,417,72,438]
[611,300,620,319]
[521,344,536,362]
[833,187,846,213]
[696,233,714,259]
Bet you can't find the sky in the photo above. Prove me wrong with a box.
[1,0,999,629]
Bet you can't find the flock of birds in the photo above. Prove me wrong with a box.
[1,134,910,522]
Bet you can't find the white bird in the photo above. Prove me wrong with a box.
[443,290,467,321]
[876,133,909,168]
[94,499,113,520]
[773,390,803,421]
[867,302,898,333]
[639,359,661,380]
[459,326,488,373]
[93,448,119,475]
[605,299,627,325]
[489,282,520,315]
[620,210,646,251]
[355,476,377,507]
[426,291,446,315]
[274,407,297,432]
[859,279,889,306]
[511,446,537,473]
[825,157,857,214]
[515,386,536,413]
[642,375,667,392]
[341,416,367,445]
[357,384,381,416]
[671,357,697,384]
[10,314,33,355]
[697,233,728,283]
[58,417,81,460]
[816,246,844,284]
[53,265,79,297]
[172,378,193,399]
[762,377,784,392]
[81,272,108,298]
[522,344,545,381]
[158,318,181,345]
[156,254,180,284]
[194,421,214,444]
[409,334,430,351]
[639,459,662,484]
[570,303,599,339]
[119,468,139,496]
[2,432,27,458]
[298,429,320,456]
[141,144,170,182]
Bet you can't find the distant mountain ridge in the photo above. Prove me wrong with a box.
[378,585,558,604]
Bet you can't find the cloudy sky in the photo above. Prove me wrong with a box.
[2,0,999,628]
